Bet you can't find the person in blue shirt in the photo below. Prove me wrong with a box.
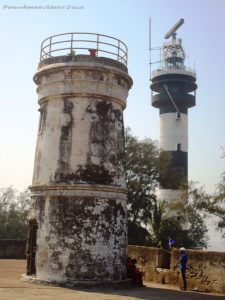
[179,247,188,290]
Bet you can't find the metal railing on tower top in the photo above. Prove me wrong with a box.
[40,32,128,66]
[151,65,196,79]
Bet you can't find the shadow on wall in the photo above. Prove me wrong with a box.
[128,245,225,294]
[0,240,26,259]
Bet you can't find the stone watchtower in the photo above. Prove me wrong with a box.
[28,33,132,285]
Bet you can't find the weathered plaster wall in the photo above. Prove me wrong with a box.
[30,56,132,284]
[32,195,127,282]
[33,97,126,187]
[32,58,132,188]
[128,245,225,294]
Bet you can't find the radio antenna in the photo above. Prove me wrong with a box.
[149,18,152,80]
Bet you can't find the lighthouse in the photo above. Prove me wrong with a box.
[150,19,197,202]
[27,32,132,285]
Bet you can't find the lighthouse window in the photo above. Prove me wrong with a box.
[38,104,47,134]
[177,143,181,151]
[38,111,44,133]
[166,57,183,69]
[176,112,181,119]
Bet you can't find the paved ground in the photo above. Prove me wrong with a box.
[0,260,224,300]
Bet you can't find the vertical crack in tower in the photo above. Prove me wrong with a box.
[28,33,133,286]
[150,20,197,202]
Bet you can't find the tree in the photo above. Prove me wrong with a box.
[128,220,152,246]
[165,190,209,249]
[125,128,171,224]
[0,186,30,239]
[193,151,225,236]
[125,128,165,245]
[214,169,225,233]
[148,199,182,249]
[186,178,225,239]
[148,197,208,249]
[125,128,185,246]
[125,128,209,249]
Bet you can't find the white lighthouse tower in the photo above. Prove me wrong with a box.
[150,19,197,202]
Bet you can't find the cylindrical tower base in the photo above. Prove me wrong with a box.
[29,185,127,283]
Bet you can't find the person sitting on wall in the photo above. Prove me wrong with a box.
[127,257,133,278]
[179,247,188,291]
[127,257,145,287]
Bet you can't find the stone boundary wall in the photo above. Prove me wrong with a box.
[171,248,225,294]
[128,245,225,294]
[128,245,170,281]
[0,240,26,259]
[1,241,225,294]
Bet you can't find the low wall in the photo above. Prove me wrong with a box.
[1,241,225,293]
[0,240,26,259]
[128,245,225,294]
[128,245,170,282]
[170,249,225,294]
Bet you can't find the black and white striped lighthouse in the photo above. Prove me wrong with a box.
[150,19,197,202]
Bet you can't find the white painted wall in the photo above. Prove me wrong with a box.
[157,188,182,203]
[160,113,188,152]
[32,61,132,188]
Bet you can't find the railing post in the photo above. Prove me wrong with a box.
[97,34,99,57]
[117,41,120,62]
[71,33,73,53]
[40,44,42,61]
[126,51,128,67]
[49,37,52,58]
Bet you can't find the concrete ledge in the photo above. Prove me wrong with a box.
[38,55,128,73]
[22,274,131,289]
[29,184,128,199]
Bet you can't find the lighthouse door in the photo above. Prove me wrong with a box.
[26,218,38,275]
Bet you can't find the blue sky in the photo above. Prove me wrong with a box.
[0,0,224,248]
